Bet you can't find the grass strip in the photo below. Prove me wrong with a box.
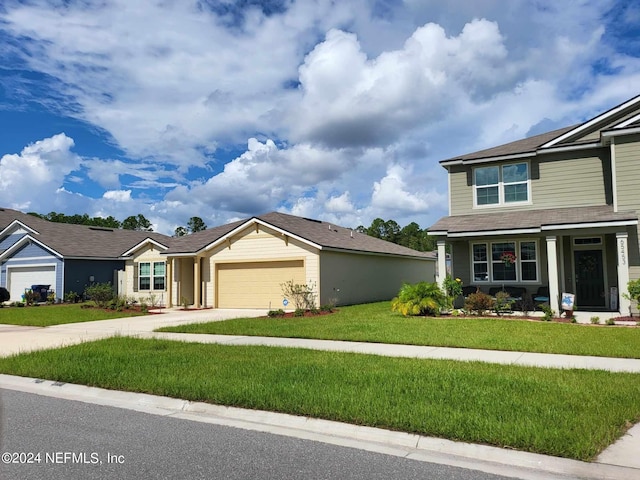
[0,304,145,327]
[0,336,638,461]
[158,302,640,358]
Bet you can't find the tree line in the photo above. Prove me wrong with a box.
[28,211,207,236]
[356,218,435,252]
[27,211,433,250]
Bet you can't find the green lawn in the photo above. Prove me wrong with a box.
[0,336,638,461]
[157,302,640,359]
[0,304,146,327]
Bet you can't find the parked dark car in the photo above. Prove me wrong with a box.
[0,287,9,303]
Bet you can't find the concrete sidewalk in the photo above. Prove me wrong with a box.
[1,308,639,476]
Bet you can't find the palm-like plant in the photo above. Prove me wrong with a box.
[391,282,446,316]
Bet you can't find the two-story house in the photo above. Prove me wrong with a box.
[428,95,640,315]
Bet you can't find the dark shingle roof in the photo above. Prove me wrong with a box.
[441,125,578,164]
[428,206,638,235]
[164,211,435,259]
[1,208,434,260]
[0,208,174,258]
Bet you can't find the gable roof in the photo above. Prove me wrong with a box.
[428,205,638,237]
[0,208,173,259]
[441,94,640,166]
[164,211,435,259]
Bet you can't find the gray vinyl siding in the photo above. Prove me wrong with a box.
[615,134,640,212]
[319,251,434,306]
[534,152,609,208]
[451,241,470,282]
[64,259,125,296]
[448,150,610,216]
[448,166,474,216]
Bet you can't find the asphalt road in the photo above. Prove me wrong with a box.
[0,388,514,480]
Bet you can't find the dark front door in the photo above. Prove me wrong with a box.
[574,250,605,308]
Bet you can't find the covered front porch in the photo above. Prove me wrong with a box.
[164,255,208,308]
[429,206,639,315]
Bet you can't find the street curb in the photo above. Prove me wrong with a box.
[1,374,637,480]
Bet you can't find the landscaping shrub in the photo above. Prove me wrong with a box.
[443,275,463,309]
[267,309,285,317]
[623,279,640,316]
[494,291,513,316]
[23,290,38,306]
[391,282,446,316]
[590,316,600,325]
[84,282,115,309]
[464,291,495,316]
[64,291,79,303]
[540,304,555,321]
[281,280,317,310]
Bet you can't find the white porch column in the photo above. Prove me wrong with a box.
[546,236,560,312]
[193,256,201,308]
[166,259,173,308]
[617,232,630,315]
[436,240,447,287]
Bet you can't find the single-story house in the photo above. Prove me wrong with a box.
[0,208,171,302]
[123,212,436,309]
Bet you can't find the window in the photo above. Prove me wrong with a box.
[473,244,489,282]
[475,166,499,205]
[492,242,517,281]
[139,262,151,290]
[471,240,538,282]
[474,162,529,206]
[138,261,165,291]
[520,241,537,281]
[153,262,165,290]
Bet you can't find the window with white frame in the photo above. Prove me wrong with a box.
[474,162,529,206]
[471,240,538,282]
[492,242,517,281]
[138,261,165,291]
[472,244,489,282]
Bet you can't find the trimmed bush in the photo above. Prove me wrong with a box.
[84,282,115,309]
[464,291,495,316]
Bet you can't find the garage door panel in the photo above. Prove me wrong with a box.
[217,260,305,308]
[8,266,56,302]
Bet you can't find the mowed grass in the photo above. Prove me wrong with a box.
[0,304,145,327]
[158,302,640,358]
[0,336,638,461]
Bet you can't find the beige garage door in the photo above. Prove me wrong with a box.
[217,260,305,309]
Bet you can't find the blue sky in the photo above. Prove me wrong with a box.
[1,0,639,234]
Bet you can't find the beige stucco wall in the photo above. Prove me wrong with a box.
[203,224,319,308]
[319,251,435,306]
[124,244,168,305]
[448,149,610,216]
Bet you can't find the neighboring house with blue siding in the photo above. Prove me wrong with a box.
[0,208,171,303]
[428,95,640,315]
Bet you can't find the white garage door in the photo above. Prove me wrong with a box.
[8,266,56,302]
[217,260,305,309]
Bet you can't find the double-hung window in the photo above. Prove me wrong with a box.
[471,240,538,283]
[138,261,165,291]
[474,162,529,206]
